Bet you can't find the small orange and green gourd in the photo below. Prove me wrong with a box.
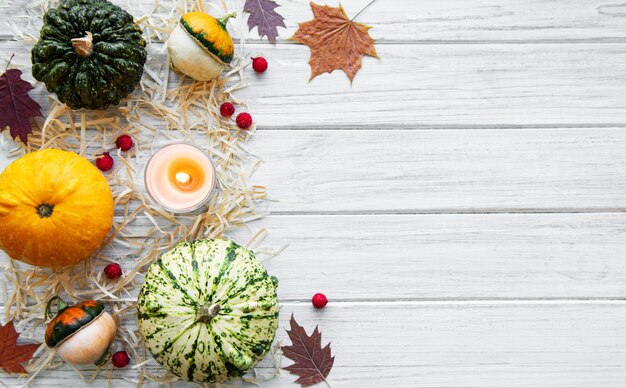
[45,296,117,365]
[168,12,236,81]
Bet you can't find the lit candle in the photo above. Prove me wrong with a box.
[144,143,216,213]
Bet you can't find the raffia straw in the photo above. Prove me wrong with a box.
[3,0,283,385]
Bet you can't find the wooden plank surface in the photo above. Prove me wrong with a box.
[251,213,626,300]
[4,0,626,42]
[2,302,626,387]
[250,129,626,213]
[4,212,625,301]
[4,127,624,213]
[2,0,626,386]
[3,41,626,128]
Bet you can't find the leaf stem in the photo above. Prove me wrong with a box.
[4,54,15,73]
[351,0,379,22]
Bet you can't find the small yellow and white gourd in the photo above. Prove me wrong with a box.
[168,12,236,81]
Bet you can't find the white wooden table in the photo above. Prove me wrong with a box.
[2,0,626,386]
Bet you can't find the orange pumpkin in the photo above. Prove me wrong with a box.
[0,149,114,267]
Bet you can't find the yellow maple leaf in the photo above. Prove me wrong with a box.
[291,2,378,82]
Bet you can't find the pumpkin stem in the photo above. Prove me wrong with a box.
[36,203,54,218]
[196,303,221,323]
[94,350,111,366]
[217,12,237,26]
[45,296,70,320]
[71,31,94,57]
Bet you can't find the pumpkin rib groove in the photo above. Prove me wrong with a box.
[155,258,196,307]
[185,326,202,381]
[208,241,238,301]
[209,325,231,375]
[156,323,194,358]
[190,243,205,301]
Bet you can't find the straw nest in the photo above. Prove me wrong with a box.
[1,0,284,385]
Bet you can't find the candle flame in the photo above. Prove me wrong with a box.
[175,172,192,185]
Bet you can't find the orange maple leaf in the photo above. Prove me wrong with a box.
[291,2,378,82]
[0,321,40,374]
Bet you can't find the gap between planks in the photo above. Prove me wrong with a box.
[255,124,626,130]
[276,298,626,305]
[267,209,626,216]
[5,36,626,44]
[2,299,626,310]
[110,209,626,220]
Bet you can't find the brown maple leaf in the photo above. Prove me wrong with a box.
[291,2,378,82]
[0,68,42,144]
[281,314,334,387]
[0,321,40,374]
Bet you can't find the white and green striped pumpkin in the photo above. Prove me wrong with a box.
[137,239,279,382]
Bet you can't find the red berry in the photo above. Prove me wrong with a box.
[236,112,253,130]
[220,102,235,117]
[112,350,130,368]
[96,152,114,171]
[115,134,133,151]
[104,263,122,279]
[251,57,268,73]
[311,293,328,309]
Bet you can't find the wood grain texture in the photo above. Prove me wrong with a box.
[249,129,626,213]
[3,213,624,301]
[246,213,626,300]
[243,0,626,42]
[1,302,626,387]
[2,126,625,213]
[4,0,626,42]
[241,44,626,128]
[2,40,626,128]
[2,0,626,386]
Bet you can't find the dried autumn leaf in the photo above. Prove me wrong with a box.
[0,68,42,144]
[0,321,40,374]
[291,2,378,82]
[244,0,286,43]
[281,314,334,387]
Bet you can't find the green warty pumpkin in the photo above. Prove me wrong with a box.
[31,0,147,109]
[137,239,279,383]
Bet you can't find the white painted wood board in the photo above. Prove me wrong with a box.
[1,0,626,386]
[2,126,626,212]
[4,0,626,42]
[3,40,626,128]
[2,302,626,387]
[3,212,625,301]
[250,129,626,212]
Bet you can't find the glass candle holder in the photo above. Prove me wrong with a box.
[144,143,216,213]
